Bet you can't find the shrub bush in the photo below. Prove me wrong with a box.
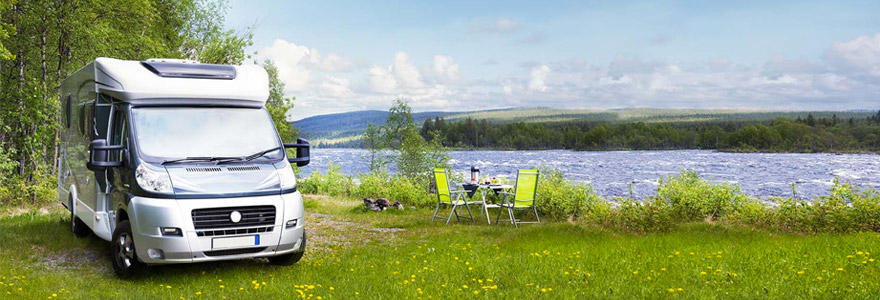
[298,162,355,197]
[298,163,880,234]
[354,169,435,208]
[606,197,675,233]
[656,170,752,222]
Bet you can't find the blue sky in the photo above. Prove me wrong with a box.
[226,0,880,120]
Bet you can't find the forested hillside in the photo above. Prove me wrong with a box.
[293,110,456,146]
[0,0,297,205]
[421,112,880,152]
[299,107,880,150]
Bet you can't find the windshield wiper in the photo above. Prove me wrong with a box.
[160,147,281,165]
[161,156,240,165]
[244,147,282,162]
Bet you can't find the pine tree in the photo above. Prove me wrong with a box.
[806,113,816,127]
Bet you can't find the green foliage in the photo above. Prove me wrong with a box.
[362,123,389,172]
[299,165,880,234]
[418,114,880,152]
[744,180,880,233]
[297,163,355,197]
[177,0,253,64]
[0,1,12,61]
[0,0,253,206]
[607,197,676,233]
[656,170,752,221]
[354,170,434,208]
[301,107,880,149]
[364,99,450,185]
[534,168,601,220]
[297,168,434,208]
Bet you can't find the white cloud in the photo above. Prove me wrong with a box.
[762,55,819,77]
[528,65,550,92]
[824,33,880,76]
[318,76,354,98]
[270,34,880,120]
[314,51,354,72]
[256,39,313,92]
[432,55,460,82]
[391,51,425,88]
[367,65,397,93]
[256,39,359,93]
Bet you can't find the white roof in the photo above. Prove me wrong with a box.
[93,57,269,107]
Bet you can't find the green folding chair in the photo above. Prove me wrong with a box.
[431,168,481,224]
[495,169,540,228]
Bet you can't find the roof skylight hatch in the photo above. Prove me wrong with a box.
[141,60,236,80]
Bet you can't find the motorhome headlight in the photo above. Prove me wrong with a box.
[135,164,173,194]
[277,162,297,190]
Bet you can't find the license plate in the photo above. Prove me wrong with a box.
[212,235,260,249]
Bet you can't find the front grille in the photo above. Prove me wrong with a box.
[191,205,276,230]
[204,247,267,257]
[196,226,274,237]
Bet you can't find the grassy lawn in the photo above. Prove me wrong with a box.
[1,195,879,299]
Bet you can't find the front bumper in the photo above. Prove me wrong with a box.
[128,191,305,264]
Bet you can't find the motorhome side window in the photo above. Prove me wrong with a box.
[63,95,71,128]
[110,110,127,162]
[78,105,85,134]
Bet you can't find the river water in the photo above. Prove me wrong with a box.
[299,149,880,199]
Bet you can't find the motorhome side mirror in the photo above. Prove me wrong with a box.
[284,138,310,167]
[87,139,124,171]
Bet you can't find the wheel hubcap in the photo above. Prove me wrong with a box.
[116,233,134,268]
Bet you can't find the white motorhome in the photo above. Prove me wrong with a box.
[57,58,310,277]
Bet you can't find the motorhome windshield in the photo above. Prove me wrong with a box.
[132,107,282,162]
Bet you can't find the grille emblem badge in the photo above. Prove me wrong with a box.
[230,211,242,223]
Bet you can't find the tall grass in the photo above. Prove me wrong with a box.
[299,164,880,233]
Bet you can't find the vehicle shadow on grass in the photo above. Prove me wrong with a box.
[0,211,311,280]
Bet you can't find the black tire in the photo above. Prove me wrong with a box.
[111,220,146,278]
[70,197,91,238]
[269,231,306,266]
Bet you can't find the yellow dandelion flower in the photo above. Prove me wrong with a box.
[541,288,547,293]
[837,268,843,271]
[797,270,805,275]
[668,288,675,293]
[817,276,823,280]
[701,272,707,275]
